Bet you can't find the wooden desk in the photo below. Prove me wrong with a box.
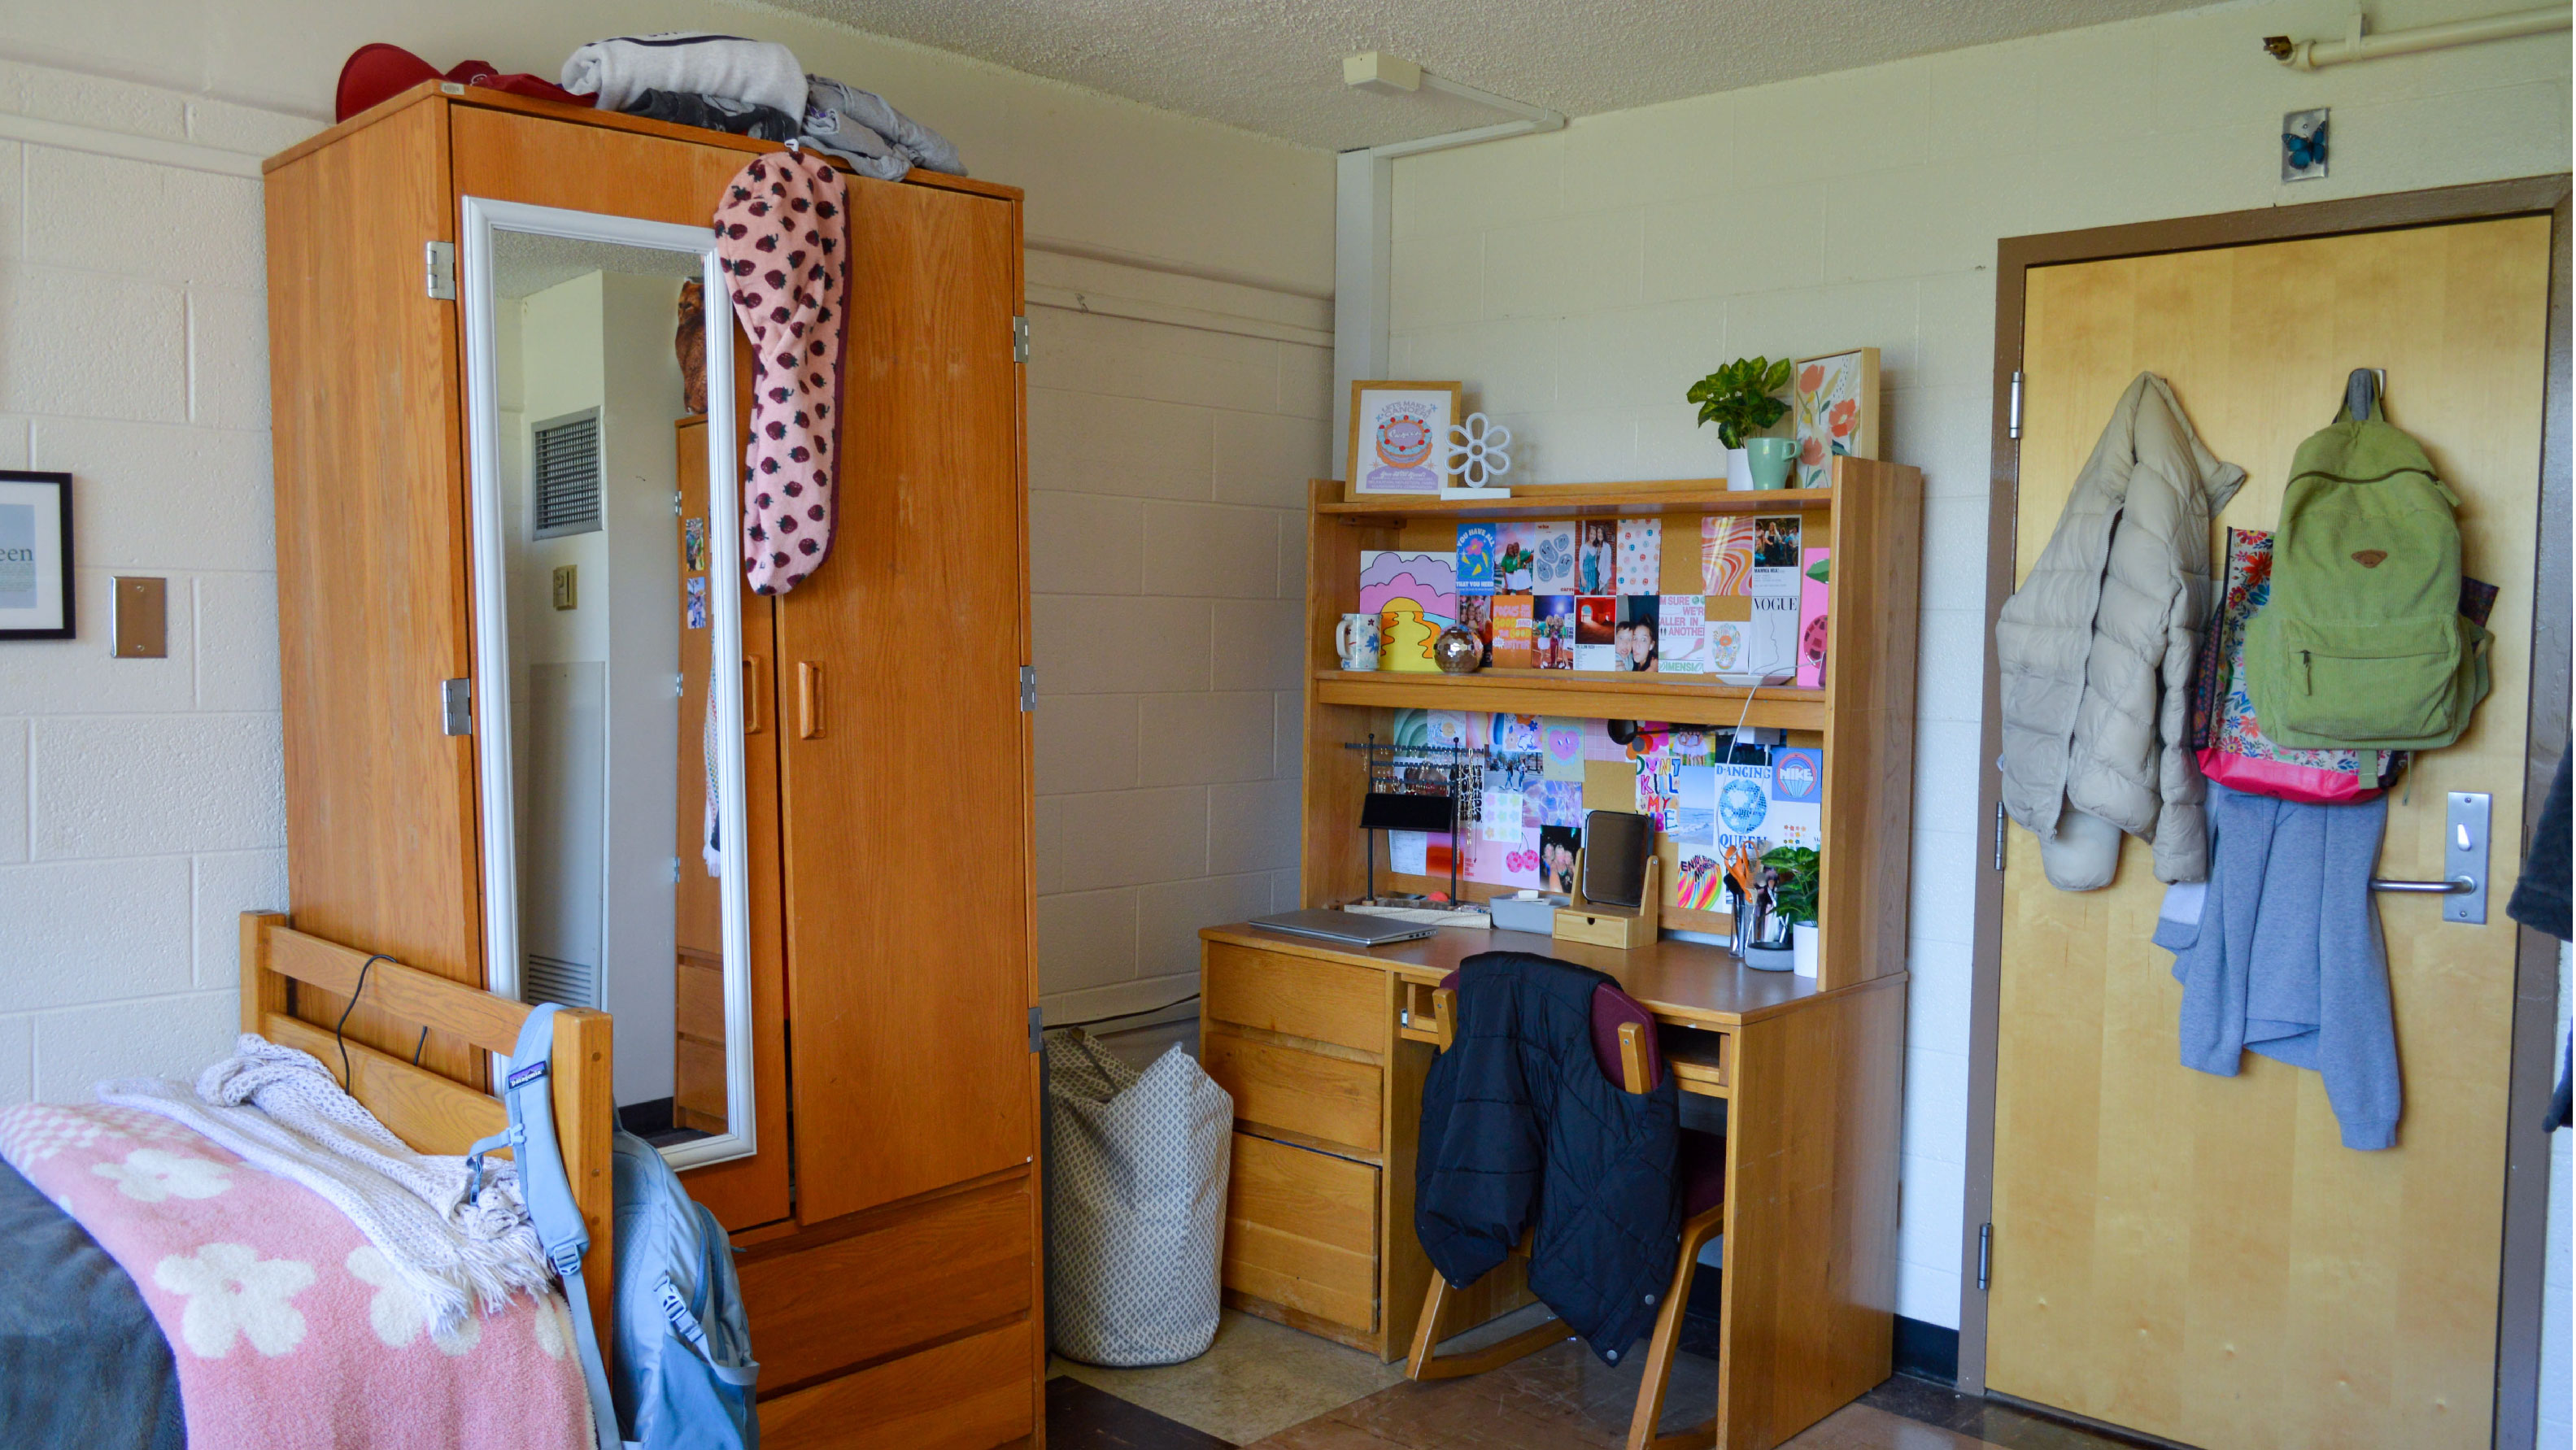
[1198,922,1905,1450]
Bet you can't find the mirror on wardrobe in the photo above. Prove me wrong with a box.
[460,198,756,1170]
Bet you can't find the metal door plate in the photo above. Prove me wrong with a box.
[2446,791,2489,925]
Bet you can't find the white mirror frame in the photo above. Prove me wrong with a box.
[459,196,754,1171]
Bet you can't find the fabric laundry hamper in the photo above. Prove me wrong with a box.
[1043,1027,1233,1366]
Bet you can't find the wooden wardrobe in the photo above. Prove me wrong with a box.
[262,84,1043,1448]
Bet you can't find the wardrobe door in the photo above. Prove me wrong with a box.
[264,98,486,1080]
[776,179,1032,1221]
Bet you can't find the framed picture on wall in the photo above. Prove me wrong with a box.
[1791,348,1879,490]
[1348,381,1462,497]
[0,471,72,641]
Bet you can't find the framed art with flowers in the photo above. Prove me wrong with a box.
[1790,348,1878,490]
[1347,381,1462,497]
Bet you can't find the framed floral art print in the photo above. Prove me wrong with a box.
[1790,348,1878,490]
[0,471,73,641]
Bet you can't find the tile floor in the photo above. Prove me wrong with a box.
[1046,1309,2147,1450]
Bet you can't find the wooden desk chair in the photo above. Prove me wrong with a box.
[1406,977,1728,1450]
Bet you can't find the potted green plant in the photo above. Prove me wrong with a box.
[1686,356,1793,490]
[1760,844,1820,977]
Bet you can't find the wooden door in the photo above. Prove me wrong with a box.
[775,177,1034,1221]
[1988,216,2552,1448]
[264,98,487,1079]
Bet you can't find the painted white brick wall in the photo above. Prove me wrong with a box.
[1025,250,1332,1024]
[1384,0,2571,1331]
[0,59,318,1106]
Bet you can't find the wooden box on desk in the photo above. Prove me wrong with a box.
[1552,851,1661,950]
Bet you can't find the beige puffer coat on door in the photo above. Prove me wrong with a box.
[1996,372,2243,889]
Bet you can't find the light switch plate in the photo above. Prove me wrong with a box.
[111,577,167,658]
[552,565,578,611]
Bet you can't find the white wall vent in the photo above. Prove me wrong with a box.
[532,408,603,538]
[521,952,601,1010]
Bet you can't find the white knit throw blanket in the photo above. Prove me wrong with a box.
[98,1034,553,1334]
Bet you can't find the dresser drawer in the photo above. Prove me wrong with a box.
[760,1317,1032,1450]
[1202,1029,1382,1154]
[739,1174,1032,1392]
[1204,943,1385,1055]
[1226,1132,1378,1333]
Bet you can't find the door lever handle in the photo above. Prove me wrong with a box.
[2369,793,2490,924]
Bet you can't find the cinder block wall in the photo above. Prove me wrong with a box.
[0,62,307,1099]
[1024,250,1331,1025]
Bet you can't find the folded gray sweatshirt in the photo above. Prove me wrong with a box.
[802,76,965,181]
[2155,782,2401,1150]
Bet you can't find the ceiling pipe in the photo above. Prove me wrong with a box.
[1331,54,1567,477]
[2262,6,2570,68]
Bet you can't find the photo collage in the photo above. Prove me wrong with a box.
[1376,708,1823,915]
[1364,513,1830,686]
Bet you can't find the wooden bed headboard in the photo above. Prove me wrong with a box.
[237,912,616,1337]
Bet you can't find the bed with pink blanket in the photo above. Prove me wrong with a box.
[0,912,618,1449]
[0,1102,590,1449]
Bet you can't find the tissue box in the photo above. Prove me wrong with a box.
[1489,895,1562,934]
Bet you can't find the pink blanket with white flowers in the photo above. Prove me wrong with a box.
[0,1102,591,1450]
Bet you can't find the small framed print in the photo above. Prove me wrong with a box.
[1791,348,1879,490]
[0,471,72,640]
[1348,381,1462,497]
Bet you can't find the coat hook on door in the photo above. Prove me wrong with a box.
[2343,367,2388,419]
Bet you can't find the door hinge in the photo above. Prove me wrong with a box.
[1977,1222,1994,1291]
[1011,315,1030,364]
[425,240,456,301]
[673,490,684,517]
[667,856,682,885]
[1992,801,2007,871]
[1028,1006,1044,1054]
[440,677,473,736]
[1018,664,1037,712]
[2007,370,2025,440]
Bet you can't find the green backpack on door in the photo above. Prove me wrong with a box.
[2244,395,2488,751]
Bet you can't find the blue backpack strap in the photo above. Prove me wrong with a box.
[486,1004,631,1450]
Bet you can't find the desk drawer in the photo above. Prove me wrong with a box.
[1205,943,1384,1055]
[1226,1132,1377,1334]
[1203,1029,1382,1153]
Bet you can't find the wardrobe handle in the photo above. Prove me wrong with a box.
[741,658,764,734]
[796,662,823,739]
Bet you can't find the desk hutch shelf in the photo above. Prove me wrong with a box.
[1297,455,1925,991]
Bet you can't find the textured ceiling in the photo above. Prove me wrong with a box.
[766,0,2212,150]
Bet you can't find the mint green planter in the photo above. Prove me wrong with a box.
[1745,437,1798,490]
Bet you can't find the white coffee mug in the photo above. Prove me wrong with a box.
[1335,612,1380,671]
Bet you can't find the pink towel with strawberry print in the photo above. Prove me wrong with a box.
[0,1102,589,1450]
[715,149,848,595]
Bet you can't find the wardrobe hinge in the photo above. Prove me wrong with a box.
[1018,665,1037,712]
[1028,1006,1044,1054]
[1992,802,2007,871]
[1977,1222,1994,1291]
[439,677,472,737]
[425,241,456,301]
[2007,370,2025,441]
[1011,316,1030,364]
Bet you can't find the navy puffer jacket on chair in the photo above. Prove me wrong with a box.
[1414,951,1680,1363]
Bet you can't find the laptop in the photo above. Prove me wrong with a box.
[1248,908,1439,947]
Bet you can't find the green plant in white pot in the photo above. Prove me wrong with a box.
[1761,844,1820,977]
[1687,357,1792,490]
